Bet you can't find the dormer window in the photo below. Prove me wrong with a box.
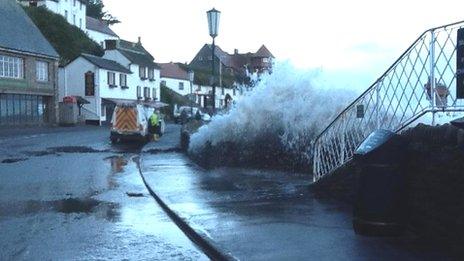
[139,66,147,80]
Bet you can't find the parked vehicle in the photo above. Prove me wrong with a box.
[110,103,165,143]
[173,106,211,123]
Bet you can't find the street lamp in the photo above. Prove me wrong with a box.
[188,69,194,116]
[207,8,220,111]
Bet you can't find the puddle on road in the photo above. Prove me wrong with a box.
[126,192,145,197]
[1,158,28,164]
[105,155,128,175]
[0,198,120,221]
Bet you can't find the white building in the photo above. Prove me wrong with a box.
[159,62,193,96]
[19,0,87,30]
[86,16,119,48]
[159,62,242,109]
[103,39,161,104]
[60,53,133,124]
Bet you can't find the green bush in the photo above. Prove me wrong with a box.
[24,6,104,65]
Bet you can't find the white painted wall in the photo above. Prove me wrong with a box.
[161,77,191,96]
[86,30,118,49]
[103,50,131,67]
[39,0,86,30]
[188,84,242,108]
[62,56,142,122]
[105,50,160,101]
[62,57,100,121]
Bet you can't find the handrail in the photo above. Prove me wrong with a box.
[313,20,464,144]
[312,19,464,182]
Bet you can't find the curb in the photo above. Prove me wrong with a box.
[136,150,236,261]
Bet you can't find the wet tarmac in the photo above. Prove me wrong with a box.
[141,150,459,261]
[0,126,207,260]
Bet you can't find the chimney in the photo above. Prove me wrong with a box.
[138,36,142,44]
[234,49,238,54]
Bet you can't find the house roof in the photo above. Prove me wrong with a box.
[0,0,58,58]
[118,39,154,60]
[113,39,159,69]
[81,53,131,74]
[119,49,160,69]
[86,16,118,37]
[254,45,274,58]
[159,62,190,80]
[198,44,273,72]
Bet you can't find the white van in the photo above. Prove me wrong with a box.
[110,103,165,143]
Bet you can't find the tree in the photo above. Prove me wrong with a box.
[86,0,120,25]
[24,6,104,65]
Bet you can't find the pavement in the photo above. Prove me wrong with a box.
[0,124,207,260]
[141,124,458,260]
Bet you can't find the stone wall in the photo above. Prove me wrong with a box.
[311,123,464,244]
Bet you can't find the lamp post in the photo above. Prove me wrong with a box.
[207,8,220,111]
[188,69,194,116]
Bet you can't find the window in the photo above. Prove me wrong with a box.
[73,0,76,6]
[79,18,82,29]
[263,58,269,63]
[80,1,82,10]
[101,104,105,117]
[221,87,225,95]
[233,88,236,96]
[64,10,68,21]
[0,94,45,125]
[136,86,142,99]
[36,61,48,82]
[143,87,150,99]
[120,74,127,88]
[107,72,116,87]
[73,14,76,25]
[152,88,157,100]
[0,55,24,79]
[160,80,166,86]
[179,82,184,90]
[148,69,154,80]
[139,66,146,79]
[85,71,95,96]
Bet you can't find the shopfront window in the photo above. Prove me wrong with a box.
[0,94,45,125]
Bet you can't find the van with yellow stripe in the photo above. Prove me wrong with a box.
[110,103,152,143]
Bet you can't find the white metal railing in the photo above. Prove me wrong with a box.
[313,20,464,182]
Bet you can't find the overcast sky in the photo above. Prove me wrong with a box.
[104,0,463,88]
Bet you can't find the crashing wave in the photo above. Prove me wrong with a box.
[188,62,357,170]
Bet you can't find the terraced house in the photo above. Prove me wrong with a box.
[0,0,59,126]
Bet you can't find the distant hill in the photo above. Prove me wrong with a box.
[23,6,104,65]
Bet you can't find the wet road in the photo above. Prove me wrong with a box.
[0,126,207,260]
[141,140,457,260]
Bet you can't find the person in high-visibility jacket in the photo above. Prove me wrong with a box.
[149,110,159,141]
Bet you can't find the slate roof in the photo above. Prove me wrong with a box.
[0,0,58,58]
[115,39,159,69]
[159,62,189,80]
[119,49,160,69]
[86,16,118,37]
[199,44,273,71]
[254,45,274,58]
[81,53,131,74]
